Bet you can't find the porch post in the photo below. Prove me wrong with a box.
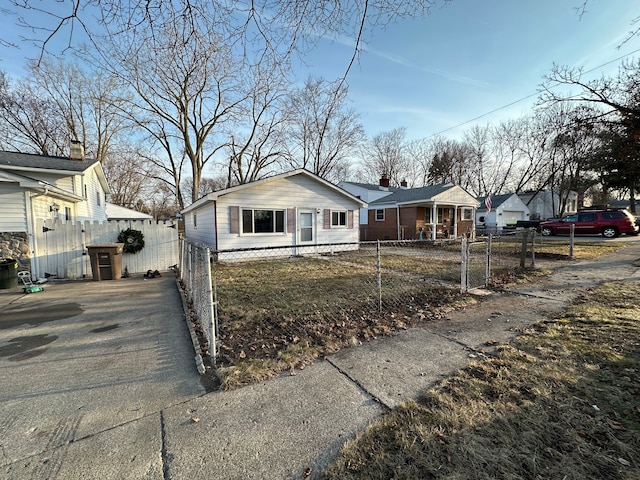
[453,205,459,238]
[431,204,437,240]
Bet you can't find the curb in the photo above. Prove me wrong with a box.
[175,278,206,374]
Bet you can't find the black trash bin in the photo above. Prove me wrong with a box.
[0,259,19,289]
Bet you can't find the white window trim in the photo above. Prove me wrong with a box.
[331,210,347,228]
[461,207,473,221]
[375,209,385,221]
[241,207,287,235]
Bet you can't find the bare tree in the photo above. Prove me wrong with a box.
[0,71,68,155]
[101,145,158,209]
[93,14,252,209]
[28,58,128,161]
[361,127,411,185]
[284,77,365,182]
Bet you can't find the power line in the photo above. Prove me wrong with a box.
[429,46,640,138]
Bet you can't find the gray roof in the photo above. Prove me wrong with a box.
[0,150,100,172]
[368,184,453,205]
[477,193,514,211]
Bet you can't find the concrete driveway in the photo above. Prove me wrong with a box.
[0,275,204,479]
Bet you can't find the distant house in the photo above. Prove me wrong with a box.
[518,189,578,220]
[476,193,530,234]
[181,169,366,259]
[339,176,479,241]
[0,147,110,273]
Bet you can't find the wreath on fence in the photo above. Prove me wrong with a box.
[118,228,145,254]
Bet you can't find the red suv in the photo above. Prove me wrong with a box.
[539,209,639,238]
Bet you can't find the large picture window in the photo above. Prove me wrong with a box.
[242,209,285,234]
[462,208,473,221]
[331,210,347,227]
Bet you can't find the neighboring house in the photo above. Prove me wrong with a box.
[339,176,479,241]
[476,193,530,233]
[106,203,153,222]
[181,169,366,258]
[0,147,110,274]
[518,189,578,220]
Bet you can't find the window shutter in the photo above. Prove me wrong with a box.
[348,210,354,229]
[287,208,296,233]
[324,209,331,229]
[229,206,239,234]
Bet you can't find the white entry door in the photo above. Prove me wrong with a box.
[298,210,314,243]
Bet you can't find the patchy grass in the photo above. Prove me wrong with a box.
[213,255,475,389]
[321,280,640,480]
[534,240,625,259]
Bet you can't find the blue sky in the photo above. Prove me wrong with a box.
[2,1,639,143]
[298,0,640,141]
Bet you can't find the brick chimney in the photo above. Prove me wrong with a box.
[70,140,85,161]
[400,180,408,189]
[379,174,390,188]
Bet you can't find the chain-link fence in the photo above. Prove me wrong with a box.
[179,237,538,366]
[179,240,217,362]
[465,230,538,289]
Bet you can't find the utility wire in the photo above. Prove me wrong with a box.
[429,46,640,138]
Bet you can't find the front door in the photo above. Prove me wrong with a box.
[298,210,314,243]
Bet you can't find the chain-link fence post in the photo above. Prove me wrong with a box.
[461,235,468,292]
[520,229,529,268]
[569,224,575,259]
[485,234,492,286]
[204,247,217,365]
[530,229,536,269]
[187,243,193,300]
[376,240,382,312]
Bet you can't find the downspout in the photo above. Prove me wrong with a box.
[26,191,40,277]
[396,206,401,240]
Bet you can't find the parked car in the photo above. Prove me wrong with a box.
[538,209,639,238]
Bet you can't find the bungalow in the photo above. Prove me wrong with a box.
[518,189,578,220]
[181,169,366,259]
[0,146,110,275]
[476,193,530,234]
[339,176,479,241]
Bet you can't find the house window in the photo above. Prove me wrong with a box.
[331,210,347,227]
[375,209,385,221]
[242,209,285,234]
[461,208,473,221]
[65,207,72,221]
[425,209,432,224]
[437,208,444,224]
[96,191,101,206]
[193,213,197,228]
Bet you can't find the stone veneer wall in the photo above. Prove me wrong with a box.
[0,232,30,271]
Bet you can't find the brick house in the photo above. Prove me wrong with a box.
[339,176,479,241]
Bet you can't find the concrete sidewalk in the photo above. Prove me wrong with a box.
[1,242,639,479]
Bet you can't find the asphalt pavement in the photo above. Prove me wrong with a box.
[1,239,639,479]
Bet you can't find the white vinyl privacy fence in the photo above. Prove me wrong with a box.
[33,218,179,279]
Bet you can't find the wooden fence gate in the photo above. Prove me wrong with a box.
[33,218,179,279]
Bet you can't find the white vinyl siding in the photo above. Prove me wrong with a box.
[215,174,360,251]
[75,167,107,222]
